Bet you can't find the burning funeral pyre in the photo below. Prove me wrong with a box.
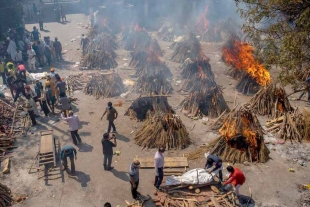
[208,107,270,163]
[124,23,152,51]
[171,33,206,63]
[157,21,176,42]
[83,72,126,99]
[82,33,118,70]
[125,96,174,121]
[222,36,271,94]
[135,113,190,150]
[245,83,292,118]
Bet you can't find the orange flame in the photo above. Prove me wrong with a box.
[196,5,209,32]
[222,39,271,86]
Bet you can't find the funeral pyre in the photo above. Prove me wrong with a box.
[222,36,271,94]
[124,23,152,51]
[245,83,292,118]
[179,59,229,118]
[202,107,270,163]
[125,96,174,121]
[171,33,206,63]
[83,72,126,99]
[0,183,14,207]
[82,33,118,70]
[135,113,190,150]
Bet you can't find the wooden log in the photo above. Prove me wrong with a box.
[2,158,10,174]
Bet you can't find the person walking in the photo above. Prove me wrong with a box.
[205,154,223,181]
[24,94,37,126]
[154,147,165,191]
[59,92,70,116]
[55,76,66,97]
[27,46,37,71]
[34,80,43,109]
[60,145,77,175]
[61,111,82,145]
[12,75,27,102]
[25,85,40,116]
[38,85,50,116]
[53,37,62,62]
[222,166,246,196]
[101,133,117,171]
[129,160,141,200]
[100,102,118,133]
[45,81,56,114]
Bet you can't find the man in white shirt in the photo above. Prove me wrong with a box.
[7,39,17,60]
[27,47,37,71]
[15,49,23,63]
[61,111,82,145]
[24,94,37,126]
[154,147,165,191]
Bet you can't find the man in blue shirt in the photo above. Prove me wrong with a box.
[205,154,223,181]
[60,146,77,175]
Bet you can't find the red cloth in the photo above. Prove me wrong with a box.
[18,64,26,72]
[224,167,245,186]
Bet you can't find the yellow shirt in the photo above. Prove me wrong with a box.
[6,62,16,73]
[0,63,4,73]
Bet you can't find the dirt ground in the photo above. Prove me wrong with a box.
[1,12,310,207]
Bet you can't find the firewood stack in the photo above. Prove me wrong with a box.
[245,83,292,118]
[135,113,190,150]
[157,21,175,42]
[125,96,174,121]
[83,72,126,99]
[0,183,13,207]
[222,36,271,94]
[171,33,206,63]
[82,33,118,70]
[124,24,152,51]
[181,58,212,79]
[208,107,270,163]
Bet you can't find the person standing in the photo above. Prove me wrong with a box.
[31,26,40,42]
[25,85,40,116]
[100,102,118,133]
[53,37,62,62]
[223,166,246,196]
[59,92,70,116]
[49,68,58,100]
[129,160,141,200]
[45,81,56,114]
[154,147,165,191]
[32,3,38,20]
[61,111,82,145]
[55,76,66,97]
[15,49,23,64]
[0,61,6,85]
[101,133,117,171]
[44,43,52,66]
[80,34,89,55]
[12,75,27,102]
[7,39,17,61]
[60,145,77,175]
[38,85,50,116]
[37,41,45,66]
[24,94,37,126]
[60,5,66,22]
[34,80,43,110]
[27,46,37,71]
[38,11,44,31]
[6,66,16,98]
[205,154,223,181]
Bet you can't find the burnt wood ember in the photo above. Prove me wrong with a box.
[236,74,260,95]
[125,96,174,121]
[135,113,190,150]
[181,58,212,79]
[83,73,126,99]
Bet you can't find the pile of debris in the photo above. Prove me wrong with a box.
[83,72,126,99]
[0,99,18,136]
[135,113,190,150]
[171,33,206,63]
[124,24,152,51]
[245,83,292,117]
[208,107,270,163]
[82,33,118,70]
[125,96,174,121]
[0,183,13,206]
[222,36,271,94]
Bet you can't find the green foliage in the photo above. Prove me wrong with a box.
[236,0,310,89]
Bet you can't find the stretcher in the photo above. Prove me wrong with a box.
[38,130,57,168]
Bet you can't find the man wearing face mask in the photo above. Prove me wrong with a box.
[154,147,165,191]
[129,160,141,200]
[101,102,118,133]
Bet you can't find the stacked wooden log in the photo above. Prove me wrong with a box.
[245,83,292,118]
[83,72,126,99]
[207,107,270,163]
[135,113,190,150]
[181,58,212,79]
[82,33,118,70]
[124,25,152,51]
[66,74,85,93]
[125,96,174,121]
[0,183,13,207]
[171,33,206,63]
[157,21,175,42]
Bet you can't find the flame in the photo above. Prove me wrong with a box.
[196,5,209,32]
[134,23,145,32]
[222,39,271,86]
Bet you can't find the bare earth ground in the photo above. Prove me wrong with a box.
[1,13,310,207]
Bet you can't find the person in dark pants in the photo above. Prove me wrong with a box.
[44,44,52,65]
[12,75,27,102]
[129,160,140,200]
[61,111,82,145]
[0,61,6,85]
[100,102,118,133]
[101,133,117,171]
[24,94,37,126]
[104,203,111,207]
[34,80,43,109]
[53,37,62,62]
[205,154,223,181]
[60,145,77,175]
[38,85,50,116]
[154,147,165,191]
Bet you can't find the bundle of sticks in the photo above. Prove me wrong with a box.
[125,96,174,121]
[0,183,13,207]
[82,33,118,69]
[135,113,190,150]
[245,83,292,117]
[0,99,19,135]
[88,23,113,40]
[66,74,85,93]
[236,74,261,95]
[157,21,175,42]
[84,72,126,99]
[129,39,163,68]
[209,107,270,163]
[181,58,212,80]
[124,27,152,51]
[265,108,310,143]
[171,33,206,63]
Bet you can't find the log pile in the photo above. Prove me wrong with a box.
[171,33,206,63]
[66,74,85,93]
[135,113,190,150]
[209,107,270,163]
[124,24,152,51]
[0,183,13,207]
[82,33,118,70]
[157,21,175,42]
[181,58,212,79]
[125,96,174,121]
[83,72,126,99]
[245,83,292,118]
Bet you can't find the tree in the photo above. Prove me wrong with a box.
[236,0,310,89]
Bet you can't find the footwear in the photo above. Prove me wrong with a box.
[62,166,67,171]
[157,188,163,191]
[107,167,114,171]
[112,131,117,133]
